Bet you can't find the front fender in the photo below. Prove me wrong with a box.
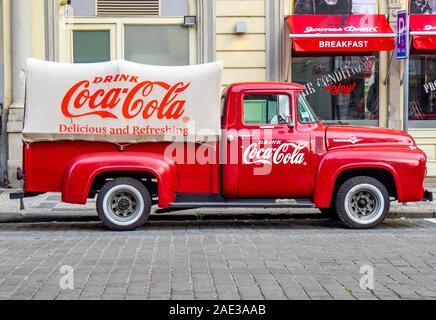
[313,146,426,208]
[62,152,176,208]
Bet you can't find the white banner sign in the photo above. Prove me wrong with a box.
[23,59,223,143]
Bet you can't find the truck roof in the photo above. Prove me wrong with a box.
[226,82,304,93]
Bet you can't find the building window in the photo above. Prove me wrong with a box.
[72,30,111,63]
[293,0,377,15]
[292,56,379,126]
[124,25,189,66]
[65,0,195,65]
[408,0,436,125]
[409,55,436,122]
[410,0,436,14]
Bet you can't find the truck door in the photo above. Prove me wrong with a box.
[236,91,311,197]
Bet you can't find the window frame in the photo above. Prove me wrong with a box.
[241,92,292,127]
[64,17,197,65]
[66,23,117,63]
[297,93,318,124]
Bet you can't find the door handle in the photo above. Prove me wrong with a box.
[239,134,254,140]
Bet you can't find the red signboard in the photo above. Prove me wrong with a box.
[410,14,436,50]
[287,14,395,52]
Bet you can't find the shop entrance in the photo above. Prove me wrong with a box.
[287,2,395,127]
[292,55,379,126]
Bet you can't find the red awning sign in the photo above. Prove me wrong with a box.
[410,14,436,50]
[287,14,395,53]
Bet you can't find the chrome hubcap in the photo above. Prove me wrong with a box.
[351,191,376,216]
[110,192,137,218]
[102,184,144,226]
[344,183,384,225]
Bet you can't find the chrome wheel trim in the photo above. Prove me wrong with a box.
[102,184,144,226]
[344,183,385,225]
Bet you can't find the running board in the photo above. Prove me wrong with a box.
[168,198,315,209]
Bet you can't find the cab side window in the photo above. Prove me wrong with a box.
[243,94,290,125]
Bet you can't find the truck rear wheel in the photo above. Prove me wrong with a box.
[97,177,151,231]
[335,176,389,229]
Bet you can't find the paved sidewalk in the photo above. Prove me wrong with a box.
[0,187,435,300]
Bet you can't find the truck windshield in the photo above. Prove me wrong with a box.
[297,94,318,124]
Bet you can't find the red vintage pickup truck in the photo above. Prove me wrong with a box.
[11,59,432,230]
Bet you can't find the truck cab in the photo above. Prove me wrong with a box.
[221,82,316,199]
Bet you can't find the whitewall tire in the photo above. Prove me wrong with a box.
[335,176,390,229]
[97,177,151,231]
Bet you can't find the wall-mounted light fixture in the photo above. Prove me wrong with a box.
[235,21,247,34]
[183,16,197,27]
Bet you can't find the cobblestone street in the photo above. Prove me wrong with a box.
[0,188,435,300]
[0,215,435,300]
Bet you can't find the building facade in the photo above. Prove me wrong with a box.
[0,0,435,187]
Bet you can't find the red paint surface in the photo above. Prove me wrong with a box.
[23,82,427,208]
[410,14,436,50]
[24,141,219,208]
[287,14,395,52]
[62,152,176,207]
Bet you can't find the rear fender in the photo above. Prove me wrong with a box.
[62,152,176,208]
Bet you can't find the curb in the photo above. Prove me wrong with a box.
[388,210,436,219]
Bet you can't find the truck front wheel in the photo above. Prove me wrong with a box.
[97,177,151,231]
[335,176,389,229]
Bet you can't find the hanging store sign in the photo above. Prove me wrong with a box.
[396,10,408,59]
[410,14,436,50]
[287,14,395,52]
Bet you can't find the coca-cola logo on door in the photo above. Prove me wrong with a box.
[61,74,190,120]
[242,141,306,165]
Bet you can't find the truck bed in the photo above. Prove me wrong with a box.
[23,141,220,195]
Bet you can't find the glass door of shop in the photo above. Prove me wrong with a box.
[409,56,436,124]
[292,56,379,126]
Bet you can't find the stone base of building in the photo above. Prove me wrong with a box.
[6,105,24,188]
